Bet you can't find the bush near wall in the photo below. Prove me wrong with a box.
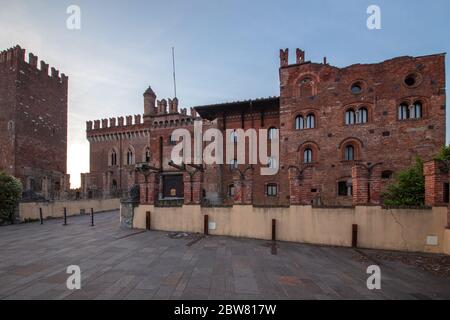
[383,158,425,207]
[0,171,23,224]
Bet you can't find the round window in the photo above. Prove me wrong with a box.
[351,82,362,94]
[404,74,417,87]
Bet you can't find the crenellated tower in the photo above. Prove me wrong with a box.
[0,45,69,199]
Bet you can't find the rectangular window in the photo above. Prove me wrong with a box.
[444,183,449,204]
[338,181,348,196]
[228,184,235,197]
[266,184,278,197]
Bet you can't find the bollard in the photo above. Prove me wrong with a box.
[272,219,276,241]
[91,208,94,227]
[63,207,67,226]
[39,208,43,225]
[352,224,358,248]
[204,215,209,235]
[145,211,151,230]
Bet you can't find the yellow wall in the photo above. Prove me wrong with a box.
[444,229,450,255]
[19,198,121,221]
[133,205,449,254]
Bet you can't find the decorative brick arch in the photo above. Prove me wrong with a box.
[343,102,374,125]
[124,145,136,165]
[294,73,319,97]
[108,147,119,166]
[292,109,320,130]
[297,141,320,164]
[396,96,429,118]
[339,137,363,161]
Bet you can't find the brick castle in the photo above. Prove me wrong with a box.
[0,45,69,200]
[82,48,446,207]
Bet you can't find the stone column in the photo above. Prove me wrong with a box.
[352,165,369,206]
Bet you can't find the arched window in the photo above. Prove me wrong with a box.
[303,148,313,164]
[306,114,315,129]
[344,145,354,161]
[345,109,356,125]
[358,107,368,124]
[295,115,304,130]
[268,127,278,140]
[398,103,409,120]
[110,150,117,166]
[126,148,134,165]
[230,130,238,143]
[144,147,151,162]
[268,157,277,169]
[413,101,422,119]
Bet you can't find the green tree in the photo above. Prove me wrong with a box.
[0,172,23,224]
[434,145,450,173]
[383,157,425,206]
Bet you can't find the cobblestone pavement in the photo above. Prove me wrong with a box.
[0,211,449,300]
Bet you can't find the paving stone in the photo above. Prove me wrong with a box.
[0,211,449,300]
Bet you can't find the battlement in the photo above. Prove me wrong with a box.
[87,114,143,132]
[0,45,68,85]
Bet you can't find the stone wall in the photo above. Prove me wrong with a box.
[132,204,449,255]
[19,198,120,221]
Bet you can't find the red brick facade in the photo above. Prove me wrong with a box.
[84,49,446,208]
[0,45,69,199]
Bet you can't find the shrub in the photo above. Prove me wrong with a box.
[434,145,450,173]
[0,172,23,224]
[383,157,425,206]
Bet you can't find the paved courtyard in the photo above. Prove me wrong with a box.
[0,210,449,300]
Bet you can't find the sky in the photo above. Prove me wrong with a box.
[1,0,449,188]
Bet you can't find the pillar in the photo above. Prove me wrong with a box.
[369,166,382,205]
[299,167,313,205]
[289,174,301,205]
[424,160,446,207]
[352,165,369,206]
[140,173,157,205]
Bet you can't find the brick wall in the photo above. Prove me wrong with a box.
[0,45,68,197]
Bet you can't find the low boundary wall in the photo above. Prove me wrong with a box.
[133,205,450,255]
[19,198,121,221]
